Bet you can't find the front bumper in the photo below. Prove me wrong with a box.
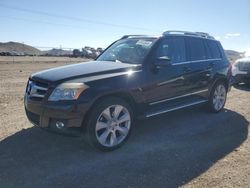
[232,73,250,84]
[232,65,250,84]
[24,93,91,135]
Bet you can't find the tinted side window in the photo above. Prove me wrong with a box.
[156,37,186,64]
[187,38,207,61]
[156,38,171,58]
[171,38,186,64]
[207,40,222,59]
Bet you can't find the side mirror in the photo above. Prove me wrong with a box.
[155,56,171,68]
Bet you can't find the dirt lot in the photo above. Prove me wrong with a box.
[0,56,88,63]
[0,60,249,188]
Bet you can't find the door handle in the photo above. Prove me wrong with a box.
[183,67,192,73]
[207,62,215,70]
[209,62,215,67]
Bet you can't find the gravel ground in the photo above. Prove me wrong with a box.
[0,56,88,63]
[0,61,249,188]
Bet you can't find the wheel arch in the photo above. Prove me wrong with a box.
[209,76,229,96]
[81,92,138,131]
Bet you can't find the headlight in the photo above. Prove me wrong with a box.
[233,62,240,68]
[48,83,89,101]
[233,60,244,68]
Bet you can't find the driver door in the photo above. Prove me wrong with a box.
[144,36,190,104]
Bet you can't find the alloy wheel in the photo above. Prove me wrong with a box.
[95,105,131,147]
[213,84,226,111]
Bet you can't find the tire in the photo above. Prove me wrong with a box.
[85,97,133,151]
[208,81,227,113]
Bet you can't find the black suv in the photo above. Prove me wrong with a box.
[24,31,231,150]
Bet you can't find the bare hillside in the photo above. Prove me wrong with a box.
[0,42,41,55]
[225,50,243,63]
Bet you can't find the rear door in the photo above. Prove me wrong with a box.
[184,37,212,93]
[205,39,223,81]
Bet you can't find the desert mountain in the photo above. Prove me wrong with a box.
[0,42,41,55]
[225,50,244,63]
[43,48,72,56]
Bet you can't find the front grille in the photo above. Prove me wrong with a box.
[26,80,48,99]
[25,109,40,125]
[239,62,250,71]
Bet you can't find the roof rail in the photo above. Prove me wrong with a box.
[121,35,148,39]
[120,35,159,39]
[163,30,215,39]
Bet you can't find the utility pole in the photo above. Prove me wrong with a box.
[60,44,62,56]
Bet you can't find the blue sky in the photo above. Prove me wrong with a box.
[0,0,249,52]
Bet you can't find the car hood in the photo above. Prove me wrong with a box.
[31,61,141,83]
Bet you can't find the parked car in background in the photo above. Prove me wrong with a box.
[24,31,231,151]
[0,52,11,56]
[83,47,99,59]
[72,49,82,58]
[83,48,96,59]
[232,58,250,84]
[96,47,104,56]
[72,47,104,59]
[97,47,104,53]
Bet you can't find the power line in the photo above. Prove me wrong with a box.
[0,3,160,32]
[33,46,77,50]
[0,16,90,30]
[0,16,120,49]
[1,15,143,39]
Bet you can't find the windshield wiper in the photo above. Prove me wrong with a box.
[115,59,133,64]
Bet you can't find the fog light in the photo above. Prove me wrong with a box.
[55,121,65,129]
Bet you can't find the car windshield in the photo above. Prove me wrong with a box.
[97,38,157,64]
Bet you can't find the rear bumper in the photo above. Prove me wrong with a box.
[24,94,91,134]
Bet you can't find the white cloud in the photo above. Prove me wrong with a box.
[226,33,241,37]
[245,50,250,57]
[224,33,241,39]
[214,36,221,40]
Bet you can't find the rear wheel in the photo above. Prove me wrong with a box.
[85,97,133,151]
[208,81,227,113]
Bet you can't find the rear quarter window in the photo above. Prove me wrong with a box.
[207,40,222,59]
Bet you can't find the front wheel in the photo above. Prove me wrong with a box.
[208,82,227,113]
[85,97,133,151]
